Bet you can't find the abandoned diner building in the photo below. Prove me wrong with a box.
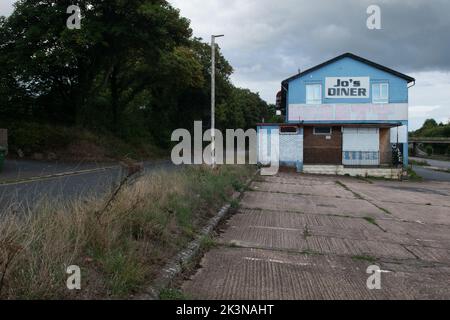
[257,53,415,178]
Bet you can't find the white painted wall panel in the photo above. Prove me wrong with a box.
[390,125,408,144]
[288,103,408,122]
[258,129,303,166]
[258,128,280,165]
[343,128,379,151]
[280,133,303,163]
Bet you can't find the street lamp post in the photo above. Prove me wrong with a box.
[211,34,224,168]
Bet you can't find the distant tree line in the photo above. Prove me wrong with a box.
[0,0,275,149]
[411,119,450,138]
[411,119,450,156]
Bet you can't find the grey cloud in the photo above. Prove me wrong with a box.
[2,0,449,129]
[170,0,450,129]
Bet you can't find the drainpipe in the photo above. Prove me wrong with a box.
[281,82,288,123]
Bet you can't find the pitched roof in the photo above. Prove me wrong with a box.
[282,53,415,85]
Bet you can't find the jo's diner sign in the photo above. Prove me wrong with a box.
[325,77,370,99]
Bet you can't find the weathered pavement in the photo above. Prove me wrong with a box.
[0,160,175,214]
[182,173,450,300]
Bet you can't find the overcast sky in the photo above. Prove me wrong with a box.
[2,0,450,130]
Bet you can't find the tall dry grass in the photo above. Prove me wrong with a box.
[0,165,254,299]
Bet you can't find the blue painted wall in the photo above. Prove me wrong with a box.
[287,57,409,106]
[284,56,411,168]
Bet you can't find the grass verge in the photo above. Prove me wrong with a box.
[406,168,423,181]
[410,160,430,167]
[0,165,254,299]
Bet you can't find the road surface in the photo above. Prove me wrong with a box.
[411,157,450,182]
[183,173,450,299]
[0,160,175,214]
[411,157,450,170]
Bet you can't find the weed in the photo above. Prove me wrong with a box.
[406,168,423,181]
[200,236,218,250]
[352,255,377,263]
[363,217,378,226]
[230,199,240,209]
[303,225,312,240]
[160,288,189,300]
[300,249,322,256]
[410,160,430,167]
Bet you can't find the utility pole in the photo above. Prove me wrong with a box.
[211,34,224,168]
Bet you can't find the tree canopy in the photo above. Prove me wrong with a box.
[0,1,274,149]
[412,119,450,138]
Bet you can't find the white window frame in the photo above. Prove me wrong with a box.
[306,84,322,105]
[313,127,332,135]
[372,82,389,104]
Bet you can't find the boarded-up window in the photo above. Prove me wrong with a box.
[313,127,332,135]
[280,126,298,134]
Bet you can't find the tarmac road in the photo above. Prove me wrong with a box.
[0,160,176,214]
[410,157,450,182]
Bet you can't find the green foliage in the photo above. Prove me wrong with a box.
[363,217,379,227]
[160,288,189,300]
[411,119,450,138]
[1,121,163,159]
[407,168,423,181]
[200,235,218,250]
[426,146,433,156]
[410,159,429,167]
[0,2,274,153]
[7,122,72,152]
[216,87,273,130]
[352,255,377,263]
[98,248,147,296]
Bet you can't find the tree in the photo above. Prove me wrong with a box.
[0,0,191,127]
[422,119,438,129]
[0,1,275,151]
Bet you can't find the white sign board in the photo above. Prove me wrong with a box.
[325,77,370,99]
[390,125,408,144]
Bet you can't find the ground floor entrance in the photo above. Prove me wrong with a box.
[303,126,342,165]
[257,122,406,177]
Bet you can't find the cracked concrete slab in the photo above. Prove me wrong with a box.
[371,201,450,225]
[182,173,450,300]
[251,181,356,199]
[182,248,449,300]
[343,181,450,207]
[240,191,387,218]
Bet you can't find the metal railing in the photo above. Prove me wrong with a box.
[342,151,380,166]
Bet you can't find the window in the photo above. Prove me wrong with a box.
[313,127,332,135]
[280,126,298,134]
[306,84,322,104]
[372,83,389,104]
